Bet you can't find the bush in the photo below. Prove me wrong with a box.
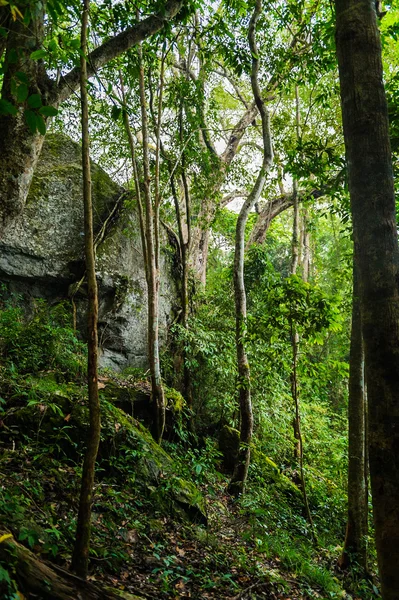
[0,297,86,377]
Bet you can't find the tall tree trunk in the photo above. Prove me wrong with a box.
[228,0,273,496]
[170,172,194,414]
[335,2,399,597]
[291,84,302,460]
[138,44,165,444]
[301,208,311,282]
[340,256,368,571]
[291,193,301,460]
[71,0,101,579]
[0,10,48,231]
[289,86,316,540]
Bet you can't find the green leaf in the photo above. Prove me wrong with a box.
[111,105,122,121]
[30,49,47,61]
[0,99,17,116]
[15,71,29,84]
[36,114,46,135]
[24,109,37,133]
[39,105,58,117]
[69,38,80,50]
[16,83,28,102]
[7,48,18,64]
[28,94,42,109]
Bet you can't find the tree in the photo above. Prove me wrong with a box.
[119,47,166,443]
[228,0,273,496]
[71,0,101,578]
[340,256,368,571]
[0,0,185,233]
[335,1,399,596]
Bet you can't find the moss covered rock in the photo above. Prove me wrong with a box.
[251,449,302,500]
[219,425,240,472]
[1,379,206,525]
[0,133,177,371]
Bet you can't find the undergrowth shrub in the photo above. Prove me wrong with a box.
[0,295,86,377]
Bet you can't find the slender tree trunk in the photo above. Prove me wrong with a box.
[301,208,310,282]
[170,171,194,414]
[291,197,301,460]
[138,44,165,444]
[71,0,101,579]
[340,256,368,571]
[289,86,316,540]
[120,74,168,441]
[335,2,399,597]
[291,84,301,460]
[228,0,273,496]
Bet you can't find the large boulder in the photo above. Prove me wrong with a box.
[0,133,177,370]
[0,374,206,525]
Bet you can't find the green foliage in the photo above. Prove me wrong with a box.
[0,563,19,600]
[0,296,86,377]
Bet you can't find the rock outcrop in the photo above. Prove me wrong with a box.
[0,134,177,370]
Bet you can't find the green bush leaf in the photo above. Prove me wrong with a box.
[111,105,122,121]
[24,109,37,133]
[16,83,29,102]
[28,94,42,109]
[39,105,58,117]
[15,71,29,84]
[30,49,47,60]
[0,99,17,116]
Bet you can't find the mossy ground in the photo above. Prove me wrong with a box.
[0,299,376,600]
[0,369,350,600]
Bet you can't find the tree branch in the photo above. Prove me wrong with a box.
[54,0,185,104]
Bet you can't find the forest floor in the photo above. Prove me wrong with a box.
[65,481,335,600]
[0,447,349,600]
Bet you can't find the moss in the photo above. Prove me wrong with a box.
[251,449,302,499]
[1,376,206,524]
[153,476,207,525]
[164,386,185,412]
[91,165,121,217]
[219,425,240,471]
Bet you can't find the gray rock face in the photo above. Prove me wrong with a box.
[0,134,177,370]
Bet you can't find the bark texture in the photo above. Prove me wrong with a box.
[336,1,399,597]
[71,0,101,578]
[138,45,165,444]
[0,531,143,600]
[228,0,273,496]
[340,257,368,571]
[0,10,48,231]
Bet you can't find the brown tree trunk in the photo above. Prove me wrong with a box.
[291,84,302,461]
[301,209,311,282]
[170,171,194,414]
[71,0,101,578]
[291,193,301,460]
[138,44,165,444]
[340,256,368,571]
[0,9,48,231]
[335,2,399,597]
[228,0,273,496]
[0,531,143,600]
[289,86,316,540]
